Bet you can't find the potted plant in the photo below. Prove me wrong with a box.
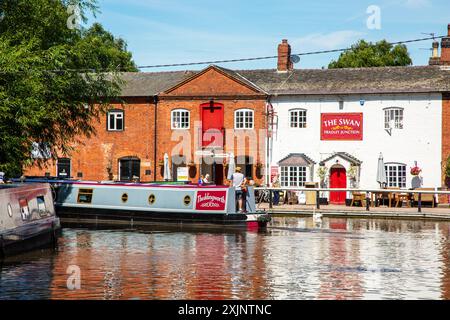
[410,162,423,189]
[348,165,358,188]
[316,166,329,205]
[317,166,328,186]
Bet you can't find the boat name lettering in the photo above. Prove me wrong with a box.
[195,191,227,211]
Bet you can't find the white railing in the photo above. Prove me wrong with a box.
[253,187,450,213]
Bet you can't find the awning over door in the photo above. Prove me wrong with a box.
[319,152,362,166]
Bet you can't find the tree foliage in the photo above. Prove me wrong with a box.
[328,40,412,69]
[0,0,137,177]
[445,155,450,179]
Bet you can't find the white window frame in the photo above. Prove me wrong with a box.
[280,166,307,187]
[384,107,404,130]
[289,109,307,128]
[107,110,124,131]
[171,109,190,129]
[234,109,254,129]
[385,162,407,188]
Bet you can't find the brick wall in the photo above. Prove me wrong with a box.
[155,98,267,184]
[440,93,450,204]
[25,97,156,182]
[24,67,268,185]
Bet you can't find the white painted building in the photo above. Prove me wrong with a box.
[232,49,450,204]
[268,92,443,201]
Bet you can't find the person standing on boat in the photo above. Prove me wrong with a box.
[229,167,247,213]
[272,174,280,205]
[0,172,4,184]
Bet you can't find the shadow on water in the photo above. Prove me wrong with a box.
[0,247,56,300]
[61,220,269,235]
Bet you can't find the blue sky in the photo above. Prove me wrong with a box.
[88,0,450,71]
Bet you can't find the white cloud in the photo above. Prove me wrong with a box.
[291,30,366,51]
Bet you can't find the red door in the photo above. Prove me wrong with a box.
[329,167,347,204]
[201,102,224,148]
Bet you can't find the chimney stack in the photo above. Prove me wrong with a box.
[440,24,450,65]
[429,41,440,65]
[277,39,293,72]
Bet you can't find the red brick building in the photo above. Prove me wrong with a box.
[25,65,268,185]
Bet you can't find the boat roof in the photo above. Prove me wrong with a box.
[66,181,229,189]
[16,178,229,189]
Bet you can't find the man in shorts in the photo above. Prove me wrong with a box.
[229,167,247,213]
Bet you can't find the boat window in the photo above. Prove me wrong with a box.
[183,195,191,206]
[7,203,13,218]
[121,193,128,203]
[37,196,47,216]
[77,189,94,204]
[19,198,31,221]
[148,194,156,205]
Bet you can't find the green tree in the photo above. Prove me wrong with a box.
[328,40,412,69]
[0,0,137,177]
[445,155,450,181]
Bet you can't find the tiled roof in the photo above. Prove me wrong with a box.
[117,70,196,96]
[320,152,362,166]
[278,153,316,166]
[237,66,450,95]
[116,65,450,97]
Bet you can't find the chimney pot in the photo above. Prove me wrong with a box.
[432,41,439,58]
[448,23,450,36]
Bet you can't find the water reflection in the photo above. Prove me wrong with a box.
[0,217,449,300]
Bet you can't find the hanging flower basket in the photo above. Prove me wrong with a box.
[348,165,358,180]
[317,166,328,180]
[410,166,421,176]
[188,161,196,167]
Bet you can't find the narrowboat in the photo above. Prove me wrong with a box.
[52,181,271,230]
[0,183,61,259]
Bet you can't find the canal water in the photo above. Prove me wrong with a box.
[0,217,449,300]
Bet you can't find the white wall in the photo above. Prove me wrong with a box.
[270,93,442,190]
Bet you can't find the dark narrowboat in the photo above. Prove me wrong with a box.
[0,183,61,258]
